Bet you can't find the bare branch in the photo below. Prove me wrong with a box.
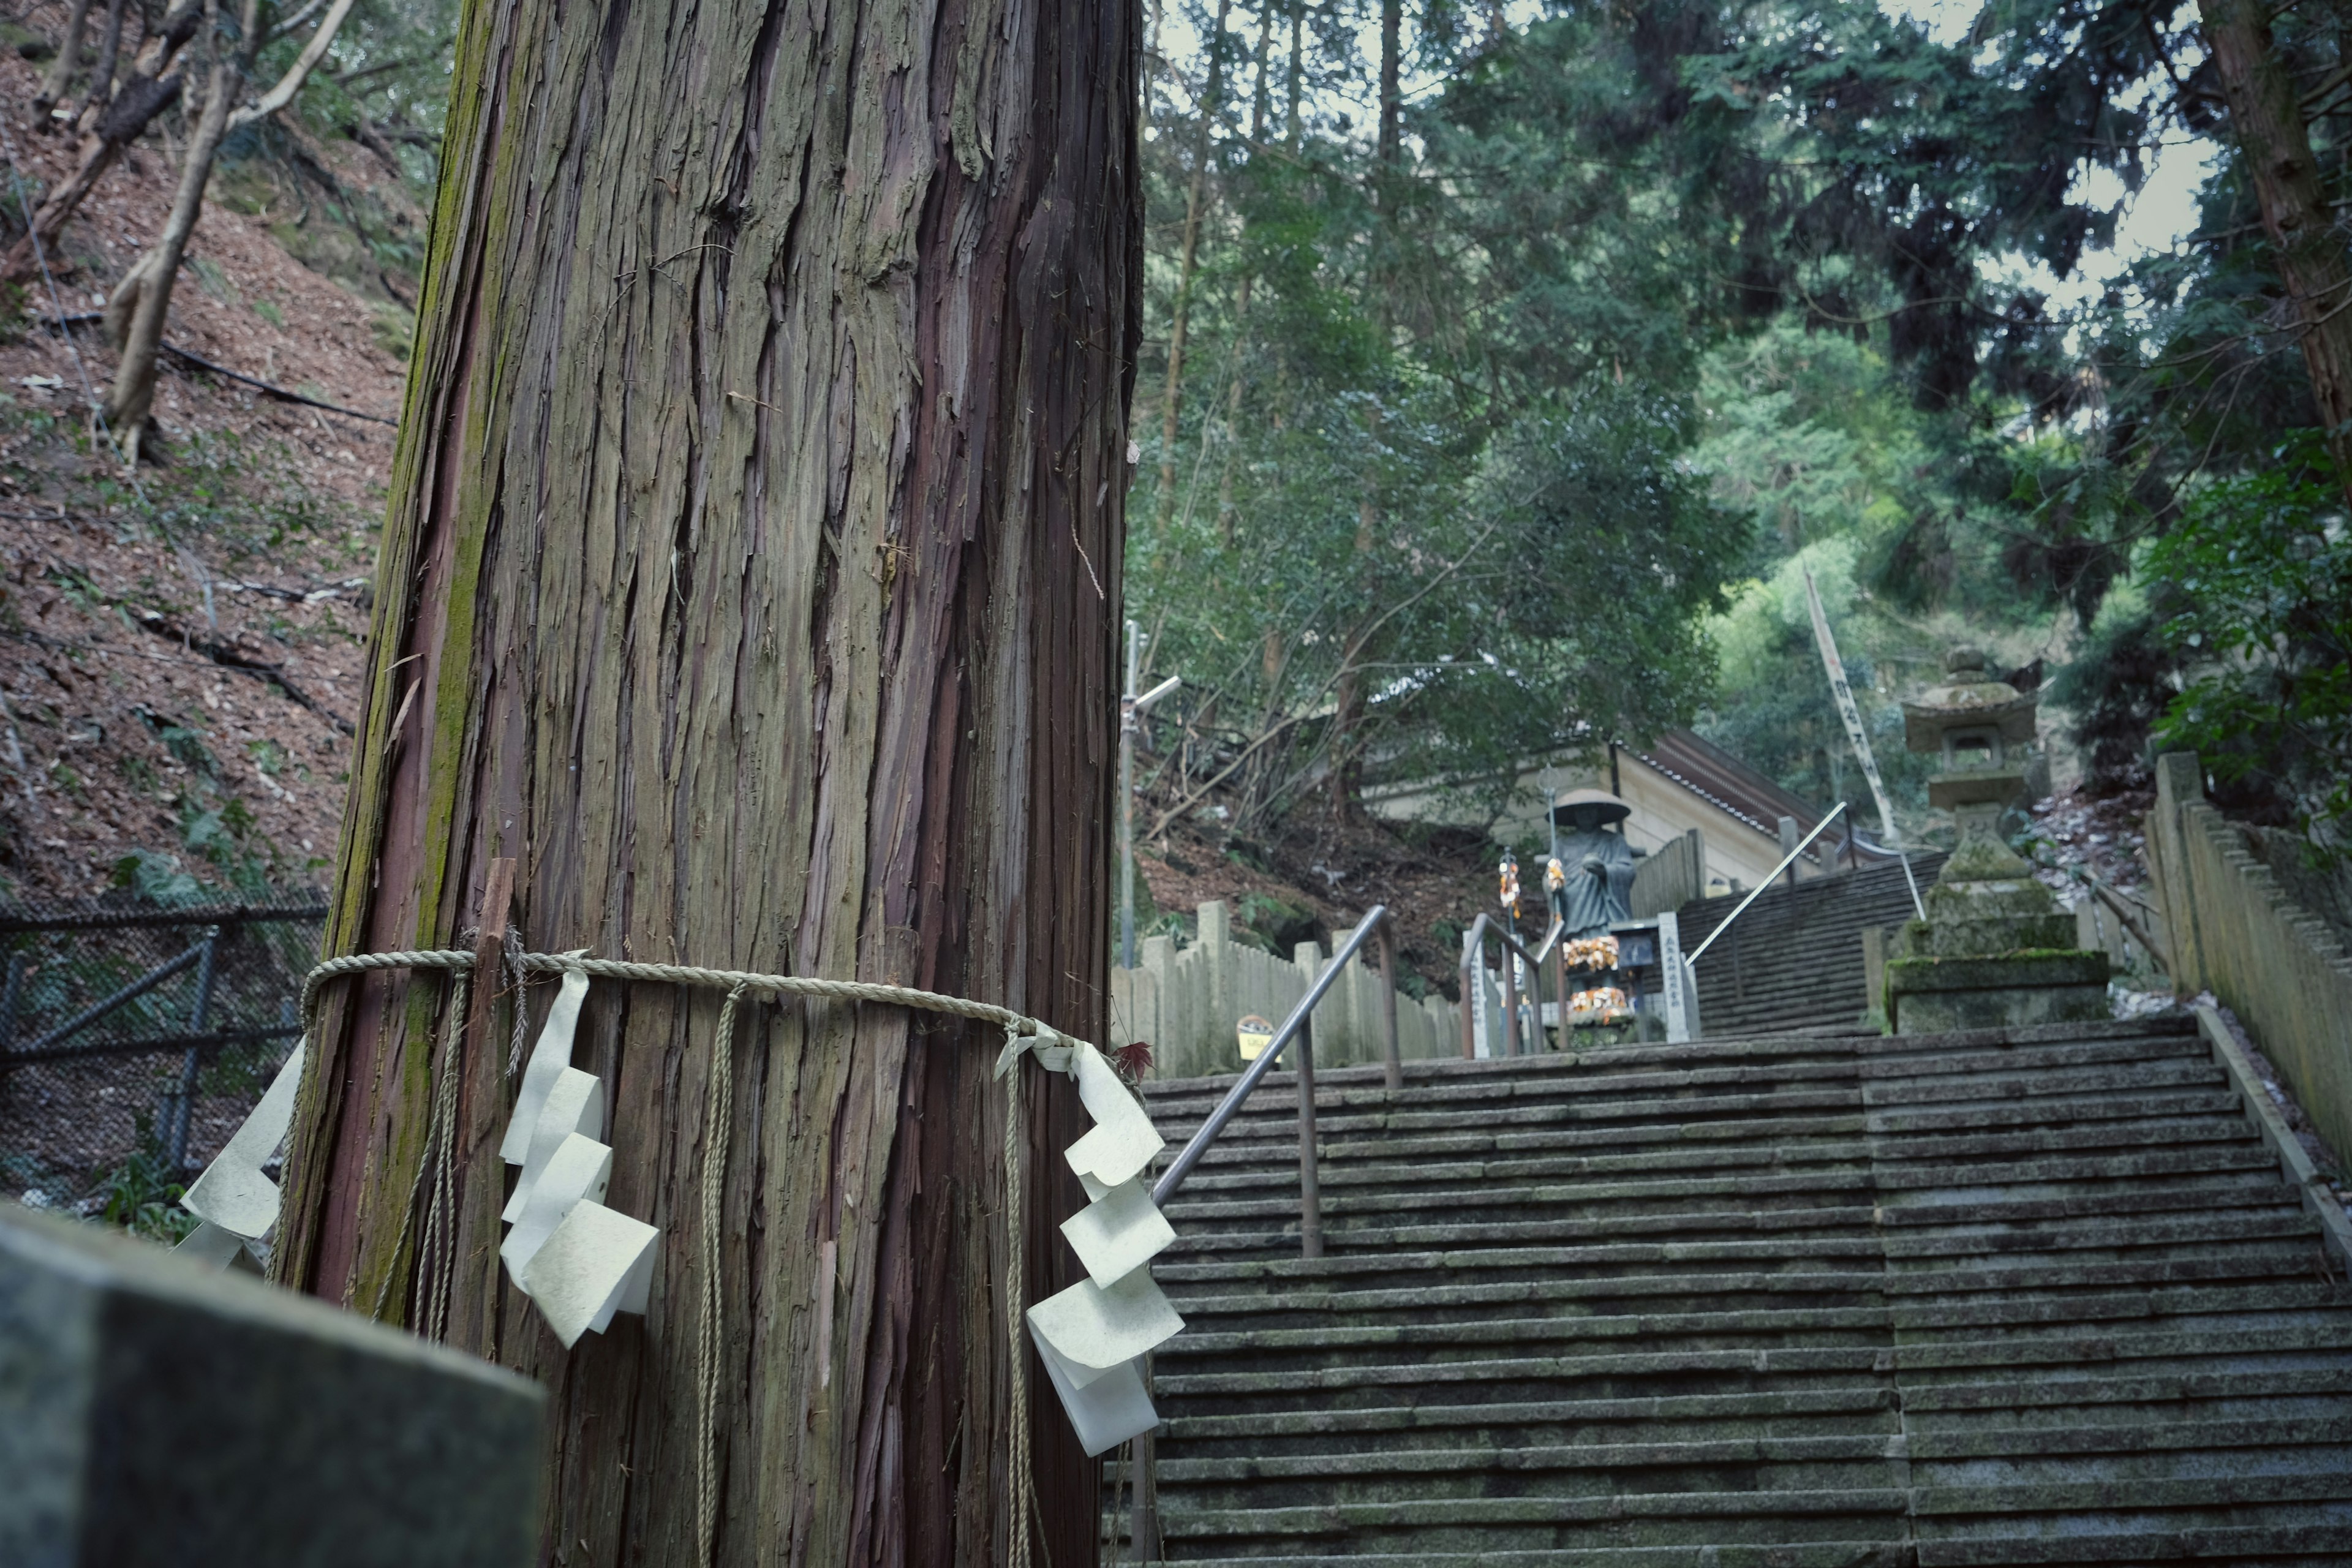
[227,0,356,130]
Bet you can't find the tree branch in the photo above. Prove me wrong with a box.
[227,0,356,130]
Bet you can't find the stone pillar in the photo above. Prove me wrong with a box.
[1885,648,2108,1033]
[1,1202,545,1567]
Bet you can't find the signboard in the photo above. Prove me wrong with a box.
[1657,911,1690,1043]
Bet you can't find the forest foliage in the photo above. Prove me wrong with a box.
[12,0,2352,846]
[1128,0,2352,849]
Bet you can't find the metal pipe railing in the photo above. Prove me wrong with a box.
[1685,801,1849,968]
[1150,905,1398,1255]
[10,939,207,1057]
[1457,912,1562,1060]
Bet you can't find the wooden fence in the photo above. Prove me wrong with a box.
[2146,751,2352,1167]
[1111,900,1461,1081]
[1630,829,1706,918]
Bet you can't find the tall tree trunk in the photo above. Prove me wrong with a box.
[1377,0,1400,181]
[271,0,1138,1562]
[32,0,97,114]
[1153,0,1233,535]
[1327,0,1401,818]
[1284,0,1303,150]
[106,0,246,458]
[1216,6,1276,541]
[2204,0,2352,505]
[81,0,128,118]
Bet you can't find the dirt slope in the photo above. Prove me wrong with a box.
[1,33,410,903]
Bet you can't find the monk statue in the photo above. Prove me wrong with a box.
[1548,788,1637,938]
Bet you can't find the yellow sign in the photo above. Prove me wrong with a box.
[1236,1014,1275,1062]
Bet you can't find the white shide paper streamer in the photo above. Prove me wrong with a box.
[1021,1037,1185,1456]
[175,1040,307,1270]
[497,970,657,1348]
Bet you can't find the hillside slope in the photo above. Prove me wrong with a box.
[1,33,410,903]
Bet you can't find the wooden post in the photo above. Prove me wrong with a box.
[1553,938,1567,1053]
[1501,944,1520,1058]
[1295,1013,1322,1259]
[1458,930,1477,1061]
[1129,1425,1158,1562]
[1376,918,1402,1091]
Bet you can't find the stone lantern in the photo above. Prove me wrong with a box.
[1882,649,2108,1033]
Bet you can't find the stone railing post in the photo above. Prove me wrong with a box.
[2151,753,2208,997]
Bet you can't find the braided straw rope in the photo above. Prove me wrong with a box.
[696,982,745,1566]
[292,946,1071,1568]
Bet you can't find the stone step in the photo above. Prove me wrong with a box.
[1159,1387,1905,1451]
[1167,1170,2291,1239]
[1148,1053,2231,1145]
[1125,1533,2352,1568]
[1162,1204,2320,1269]
[1170,1132,2281,1213]
[1164,1276,2345,1335]
[1160,1306,1898,1370]
[1873,1248,2343,1296]
[1877,1208,2320,1261]
[1161,1278,2352,1354]
[1147,1431,2352,1512]
[1169,1115,1874,1176]
[1852,1034,2207,1081]
[1909,1525,2352,1566]
[1858,1058,2226,1106]
[1152,1323,2352,1413]
[1163,1205,1884,1259]
[1150,1377,2352,1464]
[1132,1018,2352,1564]
[1144,1057,1875,1123]
[1173,1101,2252,1183]
[1158,1243,2332,1297]
[1158,1487,1915,1552]
[1167,1167,1880,1226]
[1140,1548,1920,1568]
[1150,1480,2352,1558]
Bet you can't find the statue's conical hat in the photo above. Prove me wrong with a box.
[1550,788,1631,826]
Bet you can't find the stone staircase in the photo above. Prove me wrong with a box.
[1674,855,1949,1038]
[1127,1013,2352,1564]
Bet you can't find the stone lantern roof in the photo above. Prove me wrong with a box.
[1900,647,2039,758]
[1901,647,2040,810]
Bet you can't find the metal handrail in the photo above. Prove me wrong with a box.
[1131,902,1401,1561]
[1457,911,1562,1060]
[2085,873,2168,973]
[1685,801,1848,967]
[1151,904,1400,1225]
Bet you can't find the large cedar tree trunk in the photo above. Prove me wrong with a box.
[273,0,1140,1559]
[2203,0,2352,505]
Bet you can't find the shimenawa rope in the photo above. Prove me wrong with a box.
[294,944,1069,1568]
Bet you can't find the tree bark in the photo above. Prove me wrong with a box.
[32,0,96,115]
[271,0,1139,1564]
[81,0,128,119]
[2204,0,2352,504]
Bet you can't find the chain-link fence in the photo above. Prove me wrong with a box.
[0,895,326,1213]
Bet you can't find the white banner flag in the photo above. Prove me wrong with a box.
[1803,567,1924,918]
